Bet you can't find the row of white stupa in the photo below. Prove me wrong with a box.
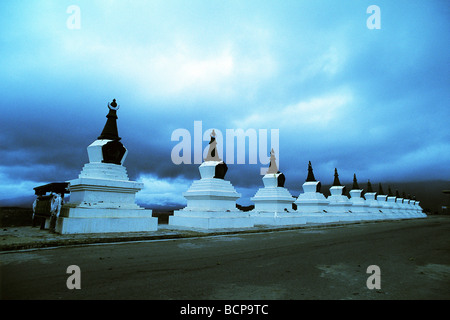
[46,101,425,234]
[169,134,426,229]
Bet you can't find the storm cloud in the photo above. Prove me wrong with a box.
[1,0,449,208]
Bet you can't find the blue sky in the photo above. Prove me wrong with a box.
[1,0,449,208]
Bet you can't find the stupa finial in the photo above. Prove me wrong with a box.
[352,173,360,190]
[378,183,384,195]
[367,179,374,193]
[109,99,119,110]
[332,168,342,186]
[98,99,121,141]
[267,148,278,174]
[388,186,393,197]
[306,161,316,182]
[205,129,221,161]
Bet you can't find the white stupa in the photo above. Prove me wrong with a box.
[412,196,426,218]
[294,161,332,223]
[348,174,371,221]
[402,194,414,217]
[169,130,253,229]
[250,149,306,226]
[327,168,353,222]
[363,180,384,220]
[403,194,417,218]
[377,183,394,219]
[386,186,403,219]
[395,190,411,219]
[56,99,158,234]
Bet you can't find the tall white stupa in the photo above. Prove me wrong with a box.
[56,99,158,234]
[364,180,384,219]
[169,130,253,229]
[412,195,426,218]
[377,183,393,218]
[348,174,371,221]
[250,149,306,226]
[395,190,409,219]
[387,186,403,219]
[401,192,414,217]
[327,168,353,221]
[294,161,332,223]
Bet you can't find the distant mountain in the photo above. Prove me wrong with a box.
[0,195,35,208]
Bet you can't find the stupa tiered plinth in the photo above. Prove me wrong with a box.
[294,162,333,223]
[363,180,384,219]
[412,196,425,218]
[347,174,372,221]
[250,150,306,226]
[393,190,408,219]
[55,99,158,234]
[169,130,253,229]
[376,183,393,218]
[386,187,403,219]
[400,193,414,217]
[327,168,354,222]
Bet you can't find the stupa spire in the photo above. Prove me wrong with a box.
[98,99,121,141]
[267,148,278,174]
[352,173,360,190]
[367,179,374,193]
[332,168,342,186]
[306,161,316,182]
[388,186,393,197]
[378,183,384,195]
[205,129,221,161]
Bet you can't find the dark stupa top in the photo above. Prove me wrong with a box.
[378,183,385,195]
[98,99,121,141]
[204,129,228,179]
[96,99,126,165]
[332,168,342,186]
[367,180,374,193]
[388,186,394,197]
[352,173,360,190]
[306,161,316,182]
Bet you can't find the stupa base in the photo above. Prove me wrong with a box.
[169,210,253,229]
[250,211,306,226]
[55,207,157,234]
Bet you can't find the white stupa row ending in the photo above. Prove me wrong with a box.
[34,100,426,234]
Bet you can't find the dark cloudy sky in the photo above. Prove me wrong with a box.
[1,0,449,208]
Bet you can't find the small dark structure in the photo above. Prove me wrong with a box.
[367,180,375,194]
[98,99,127,165]
[306,161,321,192]
[214,162,228,179]
[32,182,69,231]
[352,174,360,190]
[332,168,346,195]
[378,183,385,196]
